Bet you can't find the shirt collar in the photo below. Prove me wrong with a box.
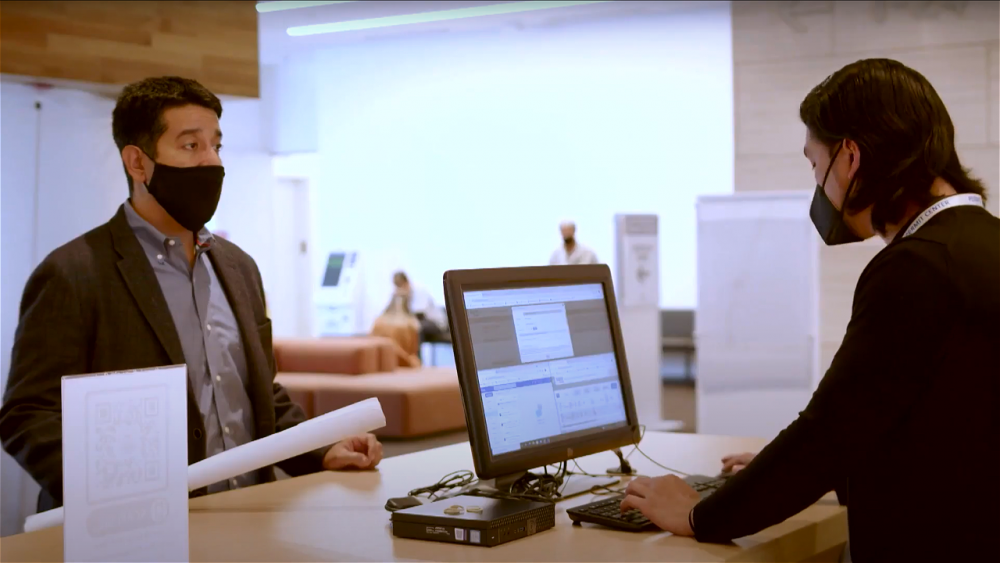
[123,200,214,251]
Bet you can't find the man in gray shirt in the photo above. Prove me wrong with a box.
[1,77,380,511]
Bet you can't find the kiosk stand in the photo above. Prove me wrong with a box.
[313,251,366,336]
[614,214,668,429]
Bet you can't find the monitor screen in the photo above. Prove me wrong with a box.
[322,253,346,287]
[463,283,628,456]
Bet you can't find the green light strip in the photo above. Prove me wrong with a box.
[256,1,357,14]
[286,0,611,36]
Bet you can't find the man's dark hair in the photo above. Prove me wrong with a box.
[799,58,987,232]
[393,271,409,286]
[111,76,222,194]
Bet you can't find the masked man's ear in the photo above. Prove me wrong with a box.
[122,146,152,187]
[843,139,861,180]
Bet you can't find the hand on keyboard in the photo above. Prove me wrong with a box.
[619,475,701,536]
[721,452,756,474]
[566,494,658,532]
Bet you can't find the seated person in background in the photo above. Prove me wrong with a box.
[371,291,421,367]
[0,76,381,512]
[391,271,448,346]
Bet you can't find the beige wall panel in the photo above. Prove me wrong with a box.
[960,145,1000,217]
[733,1,836,64]
[735,154,815,192]
[833,1,1000,56]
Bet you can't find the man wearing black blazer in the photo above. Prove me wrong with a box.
[0,77,382,512]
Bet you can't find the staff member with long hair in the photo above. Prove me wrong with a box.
[619,59,1000,563]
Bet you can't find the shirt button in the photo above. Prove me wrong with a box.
[168,239,176,246]
[156,254,164,263]
[215,375,222,383]
[207,324,212,331]
[224,426,230,435]
[230,479,238,488]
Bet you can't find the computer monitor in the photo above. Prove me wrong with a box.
[443,265,641,491]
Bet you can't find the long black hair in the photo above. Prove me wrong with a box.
[800,58,987,232]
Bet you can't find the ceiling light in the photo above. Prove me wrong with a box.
[256,1,356,14]
[286,0,610,36]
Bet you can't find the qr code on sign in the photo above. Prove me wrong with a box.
[86,386,169,504]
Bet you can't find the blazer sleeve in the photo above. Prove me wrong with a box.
[248,262,331,477]
[0,259,89,506]
[690,245,951,542]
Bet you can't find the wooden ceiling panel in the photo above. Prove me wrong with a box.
[1,0,259,98]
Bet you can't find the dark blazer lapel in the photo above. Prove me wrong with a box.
[206,242,274,431]
[109,205,186,366]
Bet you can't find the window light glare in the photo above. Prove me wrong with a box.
[256,1,356,14]
[286,1,611,36]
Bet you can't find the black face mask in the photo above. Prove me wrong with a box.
[144,160,225,233]
[809,145,863,246]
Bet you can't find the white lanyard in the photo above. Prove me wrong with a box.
[901,194,984,238]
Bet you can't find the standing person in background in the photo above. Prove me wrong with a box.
[549,221,598,265]
[392,271,447,349]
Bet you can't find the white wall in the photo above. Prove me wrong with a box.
[213,98,280,316]
[260,59,319,155]
[306,6,734,329]
[212,151,277,299]
[0,83,120,536]
[0,82,40,414]
[34,89,123,259]
[0,81,43,538]
[0,82,273,535]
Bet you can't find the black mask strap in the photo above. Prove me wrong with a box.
[819,143,844,213]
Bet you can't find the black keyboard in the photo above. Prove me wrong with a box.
[566,475,729,532]
[688,477,727,495]
[566,495,656,532]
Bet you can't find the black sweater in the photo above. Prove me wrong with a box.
[691,205,1000,563]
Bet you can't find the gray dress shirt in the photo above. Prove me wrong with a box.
[124,202,258,492]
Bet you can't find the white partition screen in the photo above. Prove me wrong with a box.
[696,193,818,394]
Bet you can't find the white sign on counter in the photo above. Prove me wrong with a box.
[62,365,189,563]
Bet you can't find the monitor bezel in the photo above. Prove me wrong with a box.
[443,264,641,481]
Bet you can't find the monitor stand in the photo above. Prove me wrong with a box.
[558,473,620,498]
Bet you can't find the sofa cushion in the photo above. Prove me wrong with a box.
[273,337,398,375]
[275,368,466,438]
[284,387,314,419]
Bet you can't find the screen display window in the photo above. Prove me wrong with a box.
[322,253,346,287]
[463,284,628,456]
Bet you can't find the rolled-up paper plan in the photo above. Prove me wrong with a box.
[24,398,386,533]
[188,397,385,490]
[23,507,65,533]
